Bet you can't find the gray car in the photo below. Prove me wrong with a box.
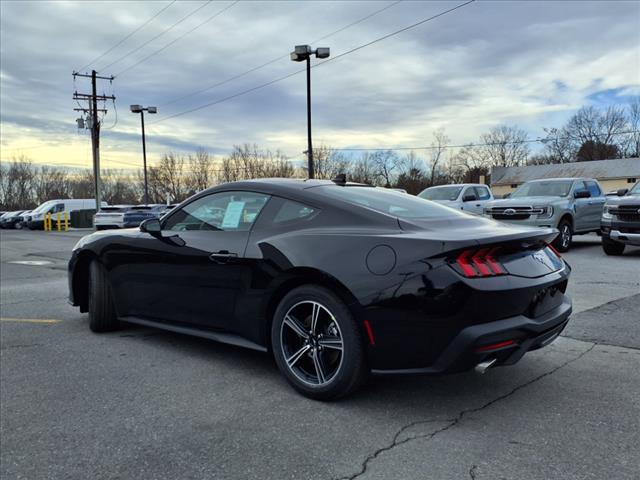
[600,181,640,255]
[484,177,606,252]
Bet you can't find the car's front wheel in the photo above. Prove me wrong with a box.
[554,219,573,253]
[88,260,120,332]
[271,285,368,400]
[602,237,625,256]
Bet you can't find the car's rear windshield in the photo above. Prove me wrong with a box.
[315,185,466,219]
[511,180,573,198]
[418,186,463,201]
[99,206,130,212]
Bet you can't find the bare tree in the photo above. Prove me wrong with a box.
[34,165,69,203]
[312,146,350,180]
[540,127,574,164]
[185,149,215,195]
[1,157,38,209]
[626,98,640,158]
[371,150,402,187]
[565,106,627,161]
[147,153,187,203]
[477,125,530,167]
[428,129,449,185]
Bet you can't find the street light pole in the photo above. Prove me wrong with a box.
[130,105,157,204]
[139,110,148,205]
[306,55,313,179]
[290,45,330,179]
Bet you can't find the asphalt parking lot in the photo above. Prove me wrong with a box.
[1,229,639,480]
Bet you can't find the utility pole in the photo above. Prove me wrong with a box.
[72,70,115,213]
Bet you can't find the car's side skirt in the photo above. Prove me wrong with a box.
[119,316,268,353]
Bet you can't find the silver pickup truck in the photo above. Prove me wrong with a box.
[483,177,606,252]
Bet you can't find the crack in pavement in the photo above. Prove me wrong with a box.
[469,464,478,480]
[334,343,596,480]
[1,343,44,350]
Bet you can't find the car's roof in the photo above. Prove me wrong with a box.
[426,183,486,188]
[204,178,371,196]
[526,177,589,182]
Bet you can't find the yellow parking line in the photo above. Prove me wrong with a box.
[0,318,61,324]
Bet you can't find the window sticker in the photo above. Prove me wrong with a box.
[221,201,245,229]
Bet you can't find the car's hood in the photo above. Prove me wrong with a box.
[430,199,459,206]
[605,194,640,206]
[485,196,564,207]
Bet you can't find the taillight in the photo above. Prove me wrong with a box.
[546,242,561,258]
[453,247,507,278]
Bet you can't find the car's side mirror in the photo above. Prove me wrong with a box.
[462,194,477,202]
[140,218,161,234]
[502,193,511,199]
[617,188,629,196]
[574,189,591,199]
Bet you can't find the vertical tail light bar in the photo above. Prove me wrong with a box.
[454,247,507,278]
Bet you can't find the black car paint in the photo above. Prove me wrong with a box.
[69,179,572,373]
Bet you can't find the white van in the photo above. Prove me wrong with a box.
[27,199,107,230]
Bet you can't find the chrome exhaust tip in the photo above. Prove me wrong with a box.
[475,358,497,374]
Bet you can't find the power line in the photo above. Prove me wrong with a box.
[77,1,177,72]
[151,0,475,124]
[162,0,403,107]
[330,130,640,152]
[100,0,213,72]
[115,0,240,78]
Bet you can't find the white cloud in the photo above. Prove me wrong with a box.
[1,0,639,167]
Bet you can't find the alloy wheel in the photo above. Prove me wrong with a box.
[561,224,571,249]
[279,300,344,386]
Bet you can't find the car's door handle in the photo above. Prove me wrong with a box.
[209,250,238,262]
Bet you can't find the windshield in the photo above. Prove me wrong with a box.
[511,180,573,198]
[315,185,466,219]
[630,182,640,195]
[418,186,463,201]
[32,200,56,213]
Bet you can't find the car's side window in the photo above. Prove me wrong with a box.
[474,187,491,200]
[163,191,270,232]
[572,181,587,194]
[585,181,601,197]
[50,203,64,213]
[462,187,477,200]
[273,200,318,224]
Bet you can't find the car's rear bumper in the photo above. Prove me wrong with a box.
[372,296,571,374]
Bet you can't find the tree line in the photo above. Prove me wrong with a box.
[1,101,638,210]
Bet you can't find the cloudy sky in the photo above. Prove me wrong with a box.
[1,0,639,170]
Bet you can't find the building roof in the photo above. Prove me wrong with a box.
[490,158,640,186]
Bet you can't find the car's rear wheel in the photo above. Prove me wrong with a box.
[88,260,120,332]
[554,219,573,252]
[271,285,368,400]
[602,237,625,256]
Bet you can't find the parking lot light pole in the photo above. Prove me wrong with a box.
[290,45,330,179]
[130,105,157,204]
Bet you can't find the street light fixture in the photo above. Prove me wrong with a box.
[290,44,330,179]
[130,105,157,204]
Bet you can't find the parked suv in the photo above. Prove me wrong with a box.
[484,177,606,252]
[418,184,493,215]
[600,181,640,255]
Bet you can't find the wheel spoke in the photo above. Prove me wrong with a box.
[283,315,309,339]
[312,351,327,384]
[310,303,321,334]
[286,344,310,368]
[318,336,343,351]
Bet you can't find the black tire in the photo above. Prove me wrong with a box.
[602,237,625,256]
[88,260,120,332]
[553,219,573,253]
[271,285,368,400]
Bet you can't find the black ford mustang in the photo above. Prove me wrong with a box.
[69,178,572,399]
